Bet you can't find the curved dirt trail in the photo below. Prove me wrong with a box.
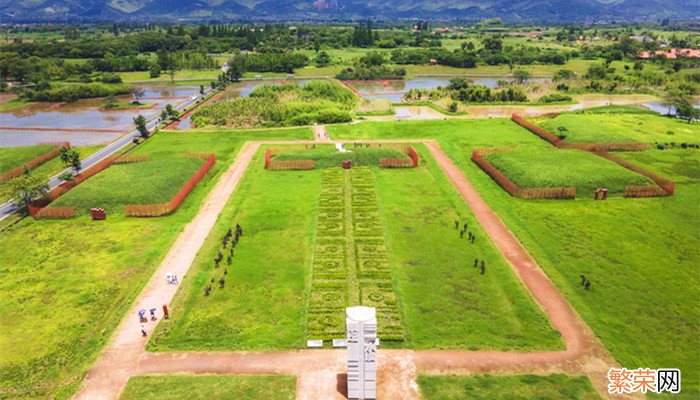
[72,138,620,400]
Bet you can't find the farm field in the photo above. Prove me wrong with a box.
[534,107,700,144]
[485,148,652,195]
[149,145,562,351]
[0,145,103,204]
[418,374,601,399]
[51,157,205,215]
[327,117,700,396]
[0,128,311,399]
[120,375,296,400]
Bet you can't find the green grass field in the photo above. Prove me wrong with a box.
[0,145,103,204]
[148,156,322,351]
[52,157,205,215]
[375,145,561,349]
[0,128,311,400]
[149,144,562,351]
[327,118,700,396]
[0,144,55,174]
[120,375,296,400]
[534,108,700,144]
[273,145,408,168]
[486,148,652,195]
[418,374,601,399]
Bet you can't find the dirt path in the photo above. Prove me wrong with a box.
[72,142,260,400]
[72,138,620,400]
[312,124,331,142]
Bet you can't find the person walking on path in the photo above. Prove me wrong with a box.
[141,325,147,337]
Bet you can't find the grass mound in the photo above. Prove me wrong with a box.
[273,145,408,168]
[52,157,205,215]
[535,111,700,144]
[486,148,651,195]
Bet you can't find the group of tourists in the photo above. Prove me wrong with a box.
[205,224,243,296]
[455,220,476,243]
[455,220,486,274]
[580,274,592,290]
[139,306,169,337]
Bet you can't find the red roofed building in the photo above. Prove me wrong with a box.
[639,48,700,59]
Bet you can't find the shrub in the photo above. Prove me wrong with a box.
[539,93,573,103]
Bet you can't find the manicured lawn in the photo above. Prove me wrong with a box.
[418,374,601,399]
[274,145,408,168]
[0,144,54,174]
[120,375,296,400]
[0,128,311,400]
[150,144,562,352]
[0,145,103,204]
[52,157,205,215]
[486,148,652,195]
[327,118,700,396]
[534,108,700,144]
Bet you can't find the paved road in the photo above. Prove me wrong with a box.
[0,89,212,221]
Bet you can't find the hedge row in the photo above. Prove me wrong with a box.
[511,114,562,146]
[472,149,576,200]
[379,158,414,168]
[267,159,314,170]
[594,151,675,196]
[623,185,669,198]
[113,154,150,164]
[124,154,216,217]
[559,142,648,152]
[28,155,119,218]
[0,142,69,183]
[34,206,76,219]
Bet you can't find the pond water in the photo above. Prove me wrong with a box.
[0,85,199,146]
[641,101,700,115]
[351,76,551,102]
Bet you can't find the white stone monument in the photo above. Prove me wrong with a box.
[346,306,377,400]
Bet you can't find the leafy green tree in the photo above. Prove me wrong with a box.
[553,69,576,81]
[8,170,49,208]
[103,94,118,109]
[661,89,689,115]
[513,69,531,84]
[359,51,385,67]
[58,171,74,182]
[676,101,700,123]
[482,36,503,51]
[133,114,149,138]
[315,51,331,67]
[149,62,161,78]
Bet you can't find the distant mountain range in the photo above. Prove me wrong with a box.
[2,0,699,22]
